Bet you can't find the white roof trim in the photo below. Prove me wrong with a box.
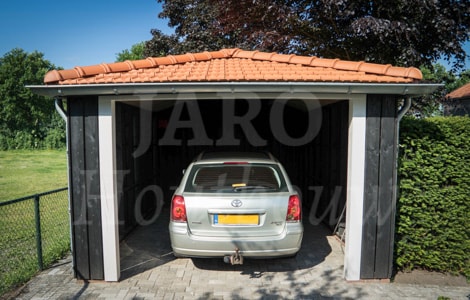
[28,82,441,98]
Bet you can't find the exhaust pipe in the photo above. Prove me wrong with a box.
[223,248,243,265]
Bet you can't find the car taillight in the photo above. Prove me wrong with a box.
[286,195,301,222]
[171,195,187,222]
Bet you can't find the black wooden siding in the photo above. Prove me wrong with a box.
[115,102,160,239]
[68,96,104,280]
[308,101,348,229]
[115,103,138,238]
[361,95,398,279]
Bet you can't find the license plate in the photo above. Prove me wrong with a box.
[213,214,259,225]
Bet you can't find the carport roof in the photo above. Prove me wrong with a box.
[43,48,423,85]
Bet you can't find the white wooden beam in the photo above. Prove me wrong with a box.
[344,95,367,280]
[98,98,120,281]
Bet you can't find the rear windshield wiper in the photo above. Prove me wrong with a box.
[233,185,276,192]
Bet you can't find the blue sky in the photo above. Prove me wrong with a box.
[0,0,171,69]
[0,1,468,71]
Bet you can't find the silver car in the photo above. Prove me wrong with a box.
[169,151,303,264]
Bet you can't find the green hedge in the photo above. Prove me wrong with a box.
[0,128,65,150]
[0,110,66,150]
[396,116,470,279]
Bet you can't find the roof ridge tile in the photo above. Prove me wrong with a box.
[74,66,85,77]
[168,55,177,64]
[306,57,337,68]
[404,67,423,80]
[228,48,243,57]
[209,49,229,59]
[124,60,136,70]
[271,53,295,63]
[186,53,196,62]
[107,61,133,73]
[232,49,259,59]
[43,70,63,83]
[333,60,362,72]
[146,57,158,67]
[290,55,316,65]
[100,63,112,73]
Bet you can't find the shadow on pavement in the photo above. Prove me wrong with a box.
[119,206,333,280]
[191,220,333,273]
[119,206,175,279]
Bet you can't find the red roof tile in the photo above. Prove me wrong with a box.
[43,48,422,85]
[446,83,470,100]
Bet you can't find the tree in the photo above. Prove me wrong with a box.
[445,69,470,92]
[143,29,180,57]
[149,0,469,69]
[145,0,239,57]
[116,42,146,61]
[0,48,62,149]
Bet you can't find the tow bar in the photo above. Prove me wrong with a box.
[224,248,244,265]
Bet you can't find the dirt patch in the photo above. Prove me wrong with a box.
[393,269,469,287]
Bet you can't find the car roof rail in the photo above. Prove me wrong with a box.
[196,150,276,162]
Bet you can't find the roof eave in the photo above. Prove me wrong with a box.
[28,82,441,98]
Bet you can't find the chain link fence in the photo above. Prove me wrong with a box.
[0,187,69,296]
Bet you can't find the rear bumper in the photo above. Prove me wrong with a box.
[169,222,303,258]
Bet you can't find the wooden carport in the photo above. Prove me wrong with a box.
[29,48,438,282]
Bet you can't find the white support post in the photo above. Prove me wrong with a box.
[98,98,120,281]
[344,95,367,281]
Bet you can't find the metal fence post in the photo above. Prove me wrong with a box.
[34,194,43,270]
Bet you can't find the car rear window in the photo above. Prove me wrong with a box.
[184,164,288,193]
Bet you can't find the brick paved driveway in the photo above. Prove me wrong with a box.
[14,207,470,299]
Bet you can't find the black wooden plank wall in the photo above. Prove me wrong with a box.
[115,102,161,239]
[115,102,138,239]
[68,96,104,280]
[314,101,348,229]
[361,95,398,279]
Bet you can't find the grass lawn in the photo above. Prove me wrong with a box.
[0,150,69,296]
[0,150,68,202]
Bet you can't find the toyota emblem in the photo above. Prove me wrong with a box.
[231,199,243,207]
